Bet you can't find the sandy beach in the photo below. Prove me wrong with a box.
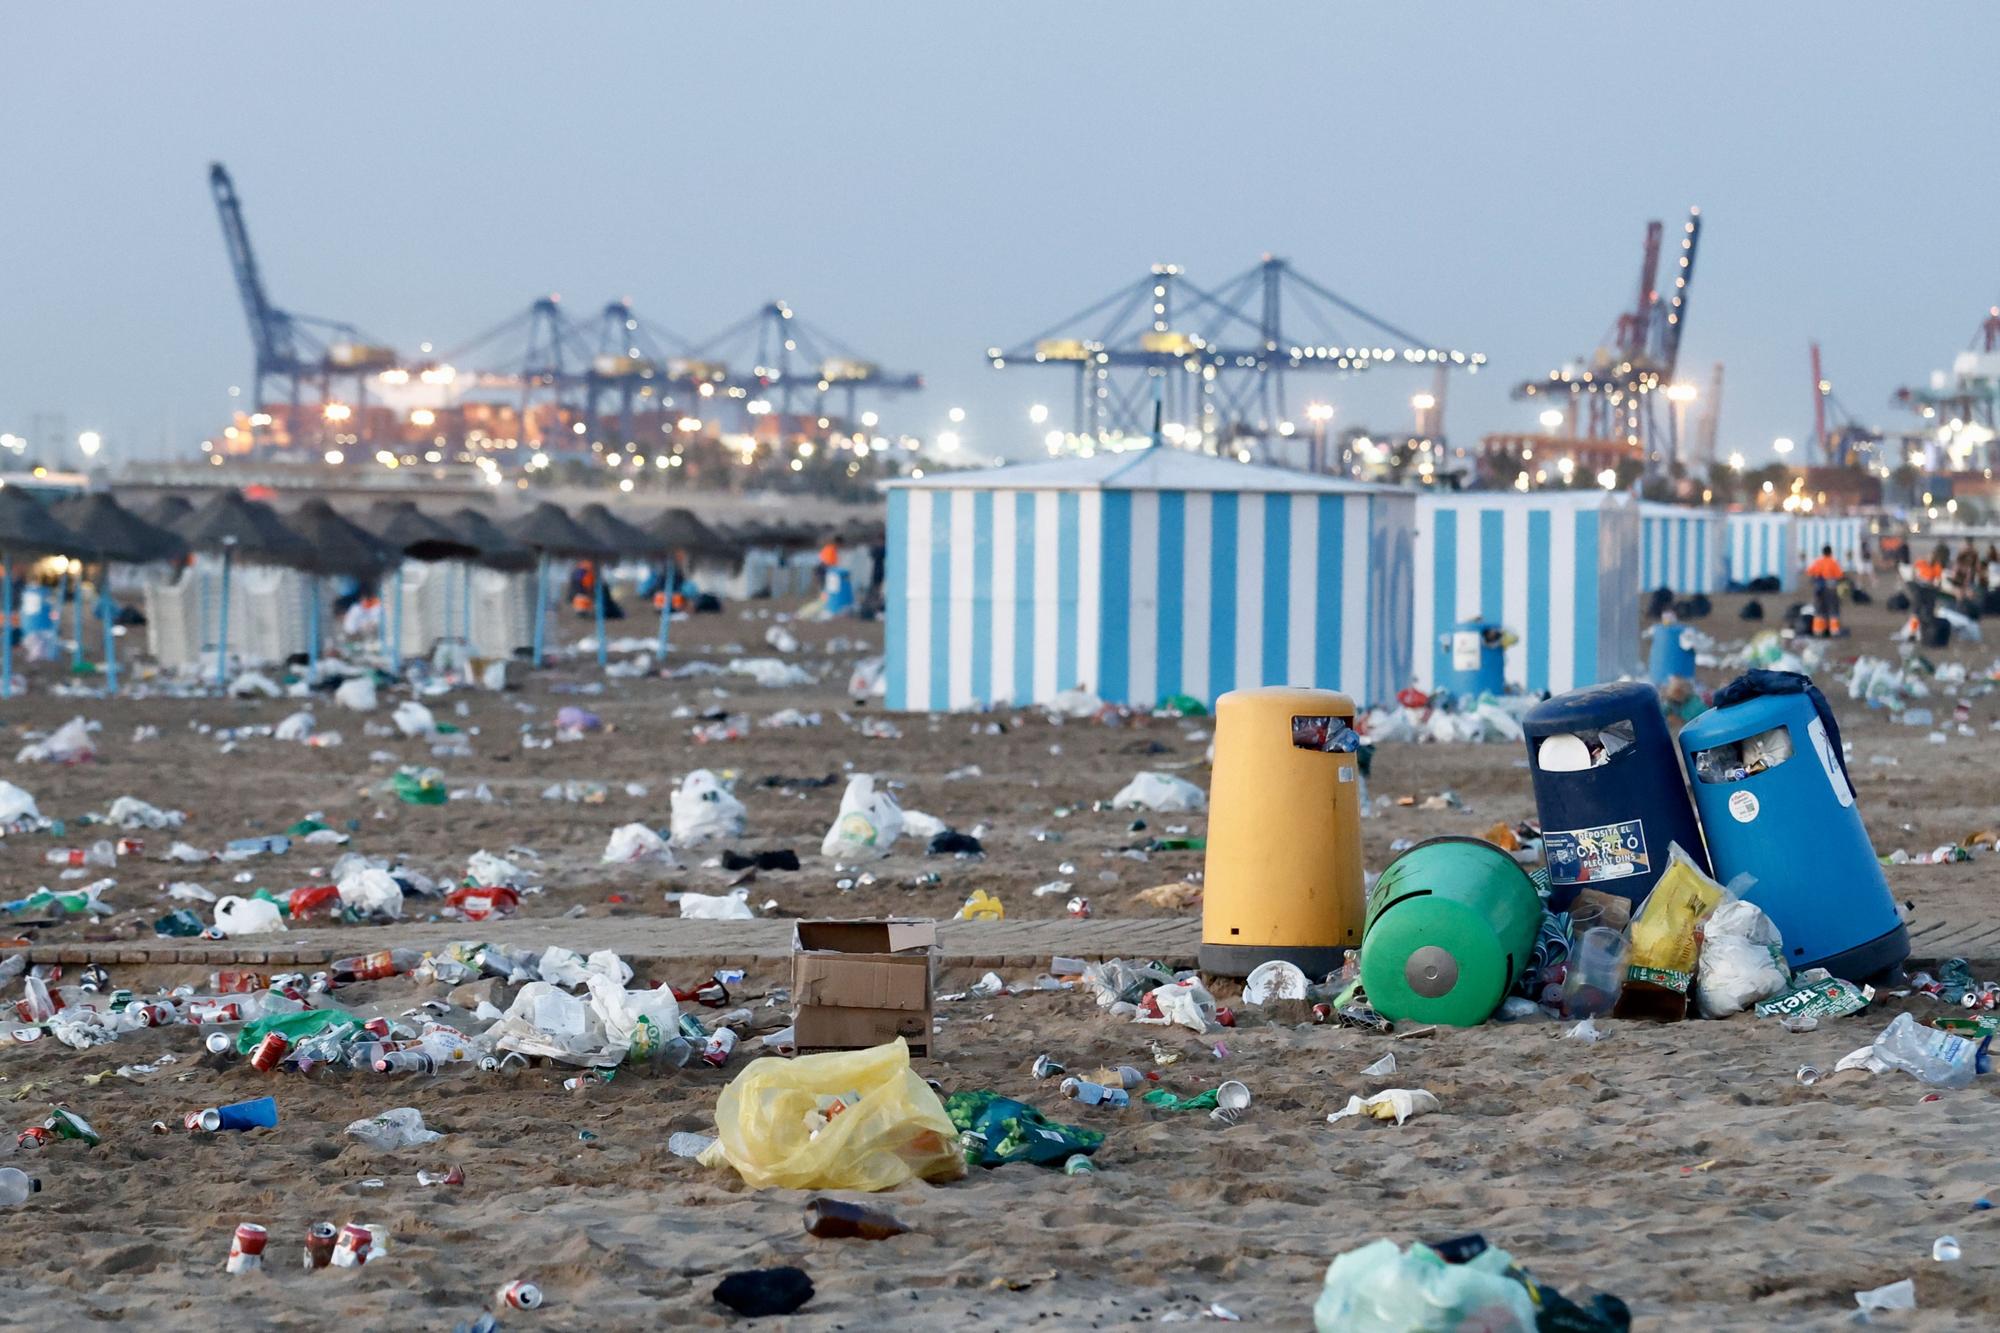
[3,593,1999,1331]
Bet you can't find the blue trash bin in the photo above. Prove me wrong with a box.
[823,567,854,614]
[1523,681,1709,912]
[1437,621,1506,697]
[1648,623,1697,686]
[1678,688,1908,978]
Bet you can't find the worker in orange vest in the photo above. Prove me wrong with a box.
[1906,544,1947,637]
[1804,545,1845,637]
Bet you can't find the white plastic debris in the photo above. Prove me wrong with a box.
[1326,1089,1441,1126]
[336,675,379,712]
[1110,771,1207,813]
[668,769,747,847]
[336,866,405,920]
[677,888,755,921]
[1695,897,1790,1019]
[107,796,182,830]
[212,895,287,937]
[465,851,528,889]
[228,671,281,699]
[1045,687,1105,718]
[166,882,216,903]
[1854,1279,1916,1313]
[345,1107,443,1150]
[1141,978,1221,1033]
[274,710,316,742]
[602,823,676,865]
[17,716,95,764]
[820,773,905,861]
[1361,1053,1397,1077]
[764,625,800,654]
[392,700,437,738]
[729,657,813,688]
[1243,960,1310,1006]
[1563,1019,1606,1044]
[899,809,948,841]
[0,780,38,824]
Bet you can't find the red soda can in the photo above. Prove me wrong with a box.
[498,1281,544,1310]
[1215,1006,1236,1028]
[15,1126,52,1150]
[212,970,265,994]
[130,1003,171,1028]
[191,1001,241,1024]
[331,1222,372,1268]
[226,1222,267,1274]
[116,837,143,857]
[361,1017,391,1040]
[1312,1003,1331,1024]
[1066,895,1092,919]
[249,1032,290,1072]
[701,1027,738,1067]
[303,1221,337,1269]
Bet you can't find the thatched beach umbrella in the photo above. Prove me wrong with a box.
[50,493,187,691]
[363,502,481,670]
[501,502,606,668]
[643,507,725,658]
[0,487,82,697]
[286,500,394,673]
[571,503,663,667]
[176,491,312,689]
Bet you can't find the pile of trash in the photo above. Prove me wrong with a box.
[1361,689,1535,745]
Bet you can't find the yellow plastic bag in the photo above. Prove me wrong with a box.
[955,889,1005,921]
[1624,844,1724,995]
[712,1038,966,1192]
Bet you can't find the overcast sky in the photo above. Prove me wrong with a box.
[3,3,1995,470]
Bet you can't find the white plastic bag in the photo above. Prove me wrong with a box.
[1140,978,1220,1033]
[336,866,405,920]
[107,796,181,829]
[17,716,95,764]
[213,895,287,937]
[0,780,38,824]
[729,657,813,687]
[1110,771,1206,813]
[668,769,747,846]
[678,888,755,920]
[536,946,631,990]
[274,710,316,742]
[1314,1237,1534,1333]
[345,1107,442,1150]
[1045,686,1105,718]
[465,850,528,889]
[392,700,437,738]
[229,671,281,699]
[488,982,615,1066]
[602,822,676,865]
[1327,1088,1442,1126]
[820,773,904,860]
[1695,897,1791,1019]
[335,675,378,711]
[585,974,682,1063]
[899,809,948,841]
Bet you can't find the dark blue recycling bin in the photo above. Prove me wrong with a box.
[1678,690,1907,978]
[1523,681,1709,912]
[1438,621,1506,697]
[1648,623,1697,686]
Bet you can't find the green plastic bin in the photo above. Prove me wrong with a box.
[1360,836,1545,1027]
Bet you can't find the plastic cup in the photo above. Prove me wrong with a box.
[1561,927,1630,1018]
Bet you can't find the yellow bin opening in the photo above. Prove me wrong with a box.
[1199,686,1364,978]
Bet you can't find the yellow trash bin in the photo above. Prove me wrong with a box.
[1199,686,1365,977]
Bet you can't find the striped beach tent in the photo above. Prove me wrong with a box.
[1639,503,1725,594]
[882,447,1415,711]
[1795,514,1865,569]
[1412,491,1642,694]
[1726,512,1799,590]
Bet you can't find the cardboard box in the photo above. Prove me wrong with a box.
[791,918,936,1056]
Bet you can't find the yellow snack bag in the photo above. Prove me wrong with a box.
[1617,844,1723,1018]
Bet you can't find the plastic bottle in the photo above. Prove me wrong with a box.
[331,948,422,983]
[43,842,115,869]
[803,1197,910,1240]
[1561,928,1630,1019]
[373,1050,437,1076]
[1872,1013,1990,1089]
[0,1168,41,1207]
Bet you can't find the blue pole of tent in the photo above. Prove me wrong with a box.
[214,546,234,691]
[594,560,608,668]
[1,554,13,698]
[100,586,117,694]
[531,553,548,668]
[391,565,404,672]
[655,559,672,662]
[70,566,85,670]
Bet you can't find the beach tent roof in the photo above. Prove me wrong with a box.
[141,494,195,531]
[503,501,605,555]
[646,506,725,553]
[575,502,662,556]
[883,444,1405,495]
[50,493,187,565]
[176,490,314,565]
[0,486,83,558]
[365,501,480,562]
[286,499,394,576]
[444,507,536,571]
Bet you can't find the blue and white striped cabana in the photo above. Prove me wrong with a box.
[1412,491,1642,694]
[1640,503,1725,594]
[1726,512,1799,589]
[882,448,1415,711]
[1795,515,1865,570]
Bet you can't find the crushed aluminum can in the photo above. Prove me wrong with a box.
[1066,896,1092,920]
[15,1126,53,1151]
[1311,1003,1332,1024]
[205,1030,235,1055]
[331,1222,373,1268]
[498,1281,544,1310]
[78,964,111,992]
[1059,1077,1130,1108]
[701,1027,738,1068]
[1030,1054,1064,1080]
[1062,1153,1099,1175]
[416,1164,464,1187]
[1796,1065,1824,1086]
[303,1221,337,1270]
[226,1222,267,1275]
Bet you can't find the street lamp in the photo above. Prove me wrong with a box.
[1305,402,1334,474]
[77,430,102,461]
[1773,436,1795,456]
[1538,408,1564,432]
[1028,403,1049,426]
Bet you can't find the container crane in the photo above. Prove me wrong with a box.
[687,301,922,430]
[208,162,398,436]
[1809,342,1881,468]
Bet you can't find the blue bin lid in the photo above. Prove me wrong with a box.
[1678,689,1806,749]
[1522,681,1662,738]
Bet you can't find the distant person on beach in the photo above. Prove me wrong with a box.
[1805,545,1845,637]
